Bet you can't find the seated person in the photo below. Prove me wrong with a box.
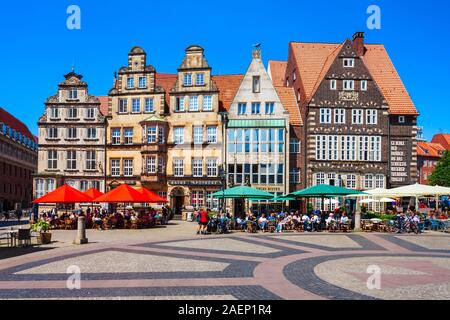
[311,213,321,231]
[340,213,349,227]
[302,213,311,232]
[326,213,336,228]
[258,214,268,231]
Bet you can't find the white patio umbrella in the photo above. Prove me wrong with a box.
[359,199,379,204]
[379,198,396,203]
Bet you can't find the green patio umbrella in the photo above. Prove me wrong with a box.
[212,186,274,200]
[288,185,366,198]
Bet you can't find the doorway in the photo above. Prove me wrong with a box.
[171,188,185,216]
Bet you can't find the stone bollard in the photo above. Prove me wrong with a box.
[354,212,362,232]
[74,216,88,245]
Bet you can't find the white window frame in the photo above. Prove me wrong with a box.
[67,150,77,170]
[196,73,204,86]
[251,102,261,115]
[290,139,300,154]
[124,128,133,145]
[138,76,147,88]
[132,99,141,113]
[207,126,217,144]
[184,73,192,86]
[87,127,97,139]
[48,127,58,139]
[343,58,355,68]
[111,159,120,177]
[146,156,157,174]
[361,80,368,91]
[330,79,337,90]
[193,126,203,145]
[67,127,78,139]
[343,80,355,91]
[127,77,134,89]
[145,98,154,113]
[86,150,96,171]
[334,109,346,124]
[352,109,363,124]
[173,158,184,177]
[320,108,332,124]
[47,150,57,170]
[123,159,133,177]
[203,96,212,111]
[189,96,199,111]
[399,116,406,123]
[174,127,185,145]
[290,169,300,184]
[206,158,217,177]
[265,102,275,115]
[366,109,378,125]
[50,107,59,119]
[147,126,157,144]
[112,128,121,145]
[176,97,185,112]
[192,158,203,177]
[238,103,247,115]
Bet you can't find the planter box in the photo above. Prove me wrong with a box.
[38,233,52,245]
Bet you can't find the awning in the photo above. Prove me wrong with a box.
[227,119,285,128]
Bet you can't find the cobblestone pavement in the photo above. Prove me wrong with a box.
[0,221,449,300]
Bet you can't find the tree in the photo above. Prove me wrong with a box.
[429,151,450,187]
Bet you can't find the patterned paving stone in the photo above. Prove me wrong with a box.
[272,235,361,248]
[15,250,230,274]
[395,236,450,251]
[156,238,280,254]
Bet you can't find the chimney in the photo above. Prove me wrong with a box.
[353,32,365,56]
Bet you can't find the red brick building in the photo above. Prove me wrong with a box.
[0,107,38,212]
[432,134,450,150]
[417,141,445,185]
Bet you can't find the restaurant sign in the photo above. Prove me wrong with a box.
[168,180,222,187]
[390,140,410,184]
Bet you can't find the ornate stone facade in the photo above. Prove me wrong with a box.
[34,71,106,197]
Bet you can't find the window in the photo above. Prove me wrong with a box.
[203,96,212,111]
[46,179,55,193]
[207,126,217,143]
[290,139,300,154]
[158,156,165,173]
[67,127,78,139]
[191,190,204,208]
[364,174,374,189]
[48,127,58,139]
[111,159,120,177]
[132,99,141,113]
[330,79,337,90]
[343,80,355,91]
[112,128,121,145]
[238,103,247,115]
[290,169,300,184]
[79,180,89,192]
[399,116,406,123]
[138,76,147,88]
[375,174,385,189]
[87,127,97,139]
[86,151,96,170]
[361,80,368,91]
[206,158,217,177]
[146,156,157,174]
[251,102,261,115]
[193,126,203,144]
[123,159,133,177]
[176,97,185,112]
[196,73,204,86]
[66,151,77,170]
[293,72,297,81]
[352,109,363,124]
[86,108,95,119]
[252,76,261,93]
[158,127,165,144]
[189,96,198,111]
[335,109,346,124]
[50,107,59,119]
[119,99,128,113]
[127,77,134,89]
[192,158,203,177]
[205,191,219,210]
[68,108,78,119]
[320,108,332,124]
[35,179,45,198]
[124,128,133,145]
[173,158,184,177]
[366,109,378,125]
[184,73,192,86]
[174,127,185,144]
[265,102,275,115]
[47,150,57,170]
[68,89,78,100]
[147,127,157,143]
[145,98,154,113]
[343,58,355,68]
[346,174,356,189]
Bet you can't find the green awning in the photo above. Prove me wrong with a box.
[228,119,285,128]
[212,186,274,199]
[288,185,366,198]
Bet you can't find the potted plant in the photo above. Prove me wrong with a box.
[31,220,52,244]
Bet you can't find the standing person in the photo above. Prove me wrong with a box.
[197,207,209,235]
[15,207,22,223]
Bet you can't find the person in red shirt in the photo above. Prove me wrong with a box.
[197,207,209,235]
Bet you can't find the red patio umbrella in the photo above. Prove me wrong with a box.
[137,187,168,203]
[84,188,104,201]
[93,184,148,203]
[33,184,93,204]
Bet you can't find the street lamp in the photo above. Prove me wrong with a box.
[219,165,226,214]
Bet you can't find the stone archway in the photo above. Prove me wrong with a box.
[170,187,185,216]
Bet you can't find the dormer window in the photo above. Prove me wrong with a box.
[138,76,147,88]
[361,80,368,91]
[196,73,205,86]
[127,77,134,89]
[343,58,355,68]
[398,116,406,124]
[252,76,261,93]
[343,80,354,91]
[184,73,192,86]
[330,79,337,90]
[68,89,78,100]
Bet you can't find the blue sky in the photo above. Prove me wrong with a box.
[0,0,448,140]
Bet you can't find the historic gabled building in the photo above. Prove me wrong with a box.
[224,46,292,212]
[166,45,224,214]
[34,71,107,198]
[107,47,168,196]
[0,108,38,211]
[417,141,445,185]
[272,32,419,190]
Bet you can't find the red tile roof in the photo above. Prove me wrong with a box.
[431,134,450,150]
[212,74,244,111]
[0,107,34,139]
[417,141,446,158]
[268,60,287,87]
[155,73,177,106]
[275,86,303,126]
[289,41,418,115]
[97,96,109,116]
